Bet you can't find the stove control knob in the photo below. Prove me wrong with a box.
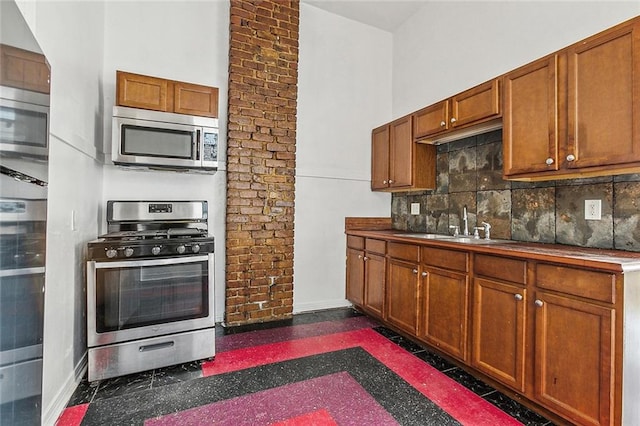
[192,244,201,254]
[151,246,161,256]
[124,247,134,258]
[176,245,186,254]
[106,249,118,259]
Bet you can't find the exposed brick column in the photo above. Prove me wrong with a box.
[225,0,299,325]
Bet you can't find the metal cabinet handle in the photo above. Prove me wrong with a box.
[440,121,446,127]
[450,117,457,124]
[535,299,544,307]
[421,271,427,277]
[566,154,576,162]
[514,294,523,301]
[388,179,394,184]
[545,158,554,165]
[412,269,418,274]
[383,180,388,185]
[358,254,362,259]
[363,256,368,261]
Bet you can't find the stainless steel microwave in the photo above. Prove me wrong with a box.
[0,86,50,159]
[112,106,218,172]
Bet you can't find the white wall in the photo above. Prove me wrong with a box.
[15,1,106,424]
[295,4,391,312]
[392,1,640,117]
[101,1,229,324]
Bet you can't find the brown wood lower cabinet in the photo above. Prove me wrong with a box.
[420,246,470,362]
[345,236,386,318]
[386,242,420,335]
[472,277,527,393]
[344,231,634,426]
[534,291,614,426]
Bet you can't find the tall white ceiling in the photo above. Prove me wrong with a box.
[302,0,426,32]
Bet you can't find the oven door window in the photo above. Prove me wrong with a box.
[95,260,208,332]
[0,105,48,148]
[0,272,44,353]
[121,125,194,159]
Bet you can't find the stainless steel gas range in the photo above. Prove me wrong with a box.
[86,200,215,382]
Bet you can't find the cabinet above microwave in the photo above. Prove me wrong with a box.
[112,106,219,173]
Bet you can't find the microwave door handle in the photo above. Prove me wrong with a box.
[195,129,201,161]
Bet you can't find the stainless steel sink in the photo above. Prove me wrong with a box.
[393,233,514,244]
[447,237,515,244]
[392,233,455,240]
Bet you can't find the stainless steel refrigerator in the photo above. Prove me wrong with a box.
[0,1,50,423]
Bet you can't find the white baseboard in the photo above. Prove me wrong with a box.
[42,352,87,426]
[293,299,352,314]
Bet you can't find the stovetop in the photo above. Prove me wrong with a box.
[88,200,214,261]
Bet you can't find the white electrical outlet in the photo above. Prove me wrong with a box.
[585,199,602,220]
[410,203,420,215]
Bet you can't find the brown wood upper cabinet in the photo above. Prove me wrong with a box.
[504,18,640,180]
[371,115,436,191]
[0,44,50,93]
[116,70,219,118]
[413,79,501,141]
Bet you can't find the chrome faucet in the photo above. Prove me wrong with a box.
[462,205,469,236]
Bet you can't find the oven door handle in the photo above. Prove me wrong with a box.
[91,255,210,269]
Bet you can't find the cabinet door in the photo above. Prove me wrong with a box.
[503,55,560,176]
[566,20,640,169]
[346,248,364,306]
[371,125,390,190]
[387,258,419,335]
[174,82,218,118]
[0,44,50,93]
[413,101,449,139]
[534,291,614,426]
[389,116,413,188]
[421,267,469,362]
[450,79,501,129]
[472,278,526,392]
[116,71,170,112]
[364,253,385,318]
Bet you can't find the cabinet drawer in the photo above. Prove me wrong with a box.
[365,238,386,255]
[347,236,364,250]
[421,247,468,272]
[536,263,615,303]
[388,242,420,262]
[475,254,526,285]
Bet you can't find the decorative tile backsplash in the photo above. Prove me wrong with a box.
[391,130,640,252]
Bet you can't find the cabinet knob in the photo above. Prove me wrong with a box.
[450,117,457,124]
[545,157,554,166]
[412,269,418,274]
[440,121,446,127]
[535,299,544,307]
[383,180,388,185]
[388,179,394,184]
[566,154,576,162]
[514,294,523,301]
[421,271,427,277]
[358,254,362,259]
[363,256,368,261]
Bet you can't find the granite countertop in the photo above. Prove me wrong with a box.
[347,229,640,273]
